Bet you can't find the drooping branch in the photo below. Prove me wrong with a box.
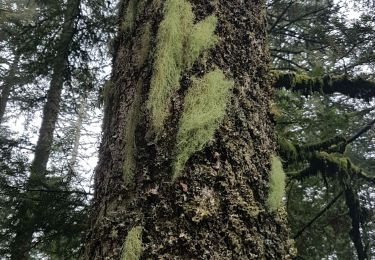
[346,118,375,145]
[293,190,344,239]
[273,71,375,101]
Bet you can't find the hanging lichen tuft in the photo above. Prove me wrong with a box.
[185,15,218,68]
[147,0,218,134]
[266,156,286,212]
[172,69,233,180]
[121,226,142,260]
[147,0,193,133]
[121,0,140,32]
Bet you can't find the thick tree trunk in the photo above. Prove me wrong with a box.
[83,0,294,259]
[9,0,80,259]
[0,54,19,125]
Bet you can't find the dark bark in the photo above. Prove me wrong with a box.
[344,186,367,260]
[9,0,80,258]
[83,0,294,259]
[0,54,19,125]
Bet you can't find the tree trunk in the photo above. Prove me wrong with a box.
[30,0,80,176]
[9,0,80,258]
[83,0,294,259]
[0,54,19,125]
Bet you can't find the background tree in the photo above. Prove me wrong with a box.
[0,0,116,258]
[267,0,375,258]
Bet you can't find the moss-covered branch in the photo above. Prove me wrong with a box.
[292,152,374,184]
[273,71,375,101]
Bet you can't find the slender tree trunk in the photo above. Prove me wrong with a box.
[69,95,87,172]
[83,0,294,259]
[0,54,19,125]
[9,0,80,258]
[30,0,80,176]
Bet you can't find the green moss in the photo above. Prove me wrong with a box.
[121,226,142,260]
[186,15,218,68]
[266,156,286,212]
[121,0,139,32]
[172,69,233,180]
[123,80,142,186]
[147,0,219,134]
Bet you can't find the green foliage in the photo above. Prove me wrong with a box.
[147,0,218,134]
[121,226,142,260]
[172,69,233,180]
[266,156,286,212]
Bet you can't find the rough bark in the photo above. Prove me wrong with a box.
[83,0,294,259]
[0,54,19,125]
[9,0,80,258]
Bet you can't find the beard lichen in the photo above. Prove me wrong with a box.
[172,69,233,180]
[266,156,286,212]
[121,226,142,260]
[147,0,218,134]
[186,15,218,68]
[121,0,140,32]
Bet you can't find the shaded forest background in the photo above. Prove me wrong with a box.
[0,0,374,259]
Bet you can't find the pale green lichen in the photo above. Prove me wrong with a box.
[147,0,218,134]
[121,226,142,260]
[147,0,193,132]
[172,69,233,180]
[266,156,286,212]
[121,0,139,32]
[123,80,142,186]
[186,15,218,68]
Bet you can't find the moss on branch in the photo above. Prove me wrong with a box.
[272,71,375,101]
[296,151,374,184]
